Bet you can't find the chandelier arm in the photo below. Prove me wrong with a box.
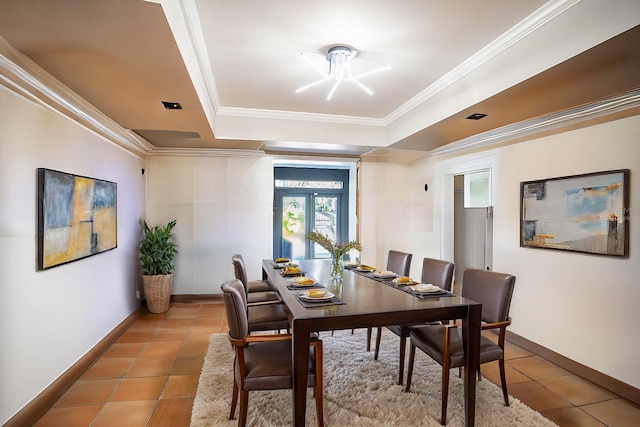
[351,79,374,96]
[296,76,332,93]
[300,52,328,78]
[326,79,343,100]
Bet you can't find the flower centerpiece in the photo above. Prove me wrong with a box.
[307,231,362,278]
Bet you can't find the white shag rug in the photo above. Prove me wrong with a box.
[191,329,557,426]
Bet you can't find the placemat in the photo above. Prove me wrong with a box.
[291,292,347,308]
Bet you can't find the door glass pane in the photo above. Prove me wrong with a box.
[281,196,306,260]
[312,196,338,259]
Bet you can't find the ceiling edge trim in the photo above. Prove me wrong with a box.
[431,89,640,156]
[162,0,221,130]
[146,147,266,157]
[0,36,152,156]
[385,0,581,124]
[217,106,387,126]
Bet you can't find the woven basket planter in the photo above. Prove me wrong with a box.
[142,274,173,313]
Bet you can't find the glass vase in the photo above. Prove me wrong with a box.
[331,254,344,278]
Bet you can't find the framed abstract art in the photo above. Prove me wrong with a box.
[520,169,629,257]
[37,168,117,270]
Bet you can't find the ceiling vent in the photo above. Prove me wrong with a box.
[466,113,487,120]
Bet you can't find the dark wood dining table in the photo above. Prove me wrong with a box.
[262,258,482,426]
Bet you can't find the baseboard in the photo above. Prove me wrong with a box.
[506,330,640,406]
[4,308,143,427]
[170,294,222,303]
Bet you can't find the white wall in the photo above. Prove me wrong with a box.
[145,154,274,294]
[0,87,146,423]
[362,115,640,390]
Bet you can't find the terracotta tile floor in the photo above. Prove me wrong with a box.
[34,299,640,426]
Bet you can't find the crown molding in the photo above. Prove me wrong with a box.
[0,36,152,156]
[217,106,386,126]
[146,147,266,157]
[432,89,640,156]
[385,0,581,124]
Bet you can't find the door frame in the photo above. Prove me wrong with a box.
[273,167,350,259]
[439,153,497,262]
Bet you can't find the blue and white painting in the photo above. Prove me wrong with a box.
[521,170,628,256]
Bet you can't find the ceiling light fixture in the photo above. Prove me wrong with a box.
[296,45,391,100]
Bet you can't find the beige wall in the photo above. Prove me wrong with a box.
[145,154,274,295]
[0,87,145,424]
[495,116,640,389]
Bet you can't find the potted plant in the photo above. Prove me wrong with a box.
[138,219,178,313]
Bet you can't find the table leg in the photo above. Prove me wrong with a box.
[292,318,310,426]
[462,304,481,427]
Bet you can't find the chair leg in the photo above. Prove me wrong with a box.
[404,344,416,392]
[238,390,249,427]
[398,334,407,386]
[229,378,239,419]
[374,327,382,359]
[441,365,451,425]
[366,327,372,351]
[499,358,510,407]
[313,341,324,427]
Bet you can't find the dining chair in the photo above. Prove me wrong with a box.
[404,268,516,425]
[232,254,280,304]
[227,261,290,333]
[373,257,455,385]
[221,279,324,427]
[365,250,413,351]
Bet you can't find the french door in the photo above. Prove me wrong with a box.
[273,168,349,260]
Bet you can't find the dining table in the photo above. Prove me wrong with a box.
[262,258,482,426]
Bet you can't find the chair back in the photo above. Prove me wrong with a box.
[387,250,413,276]
[420,258,455,291]
[461,269,516,323]
[231,254,250,292]
[221,279,249,340]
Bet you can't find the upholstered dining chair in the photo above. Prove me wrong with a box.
[232,254,280,304]
[228,259,290,333]
[364,250,413,351]
[373,257,455,385]
[221,279,324,427]
[386,250,413,277]
[404,268,516,425]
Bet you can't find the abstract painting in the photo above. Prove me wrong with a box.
[520,169,629,256]
[37,168,117,270]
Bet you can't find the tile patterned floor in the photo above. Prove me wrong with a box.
[33,300,640,426]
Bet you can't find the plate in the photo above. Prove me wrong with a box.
[299,290,335,301]
[283,269,304,276]
[291,277,316,286]
[373,270,396,278]
[410,283,442,293]
[356,265,376,272]
[392,278,417,286]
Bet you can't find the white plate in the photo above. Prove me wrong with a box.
[356,266,376,272]
[373,271,396,278]
[299,290,335,301]
[411,283,441,293]
[291,277,316,286]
